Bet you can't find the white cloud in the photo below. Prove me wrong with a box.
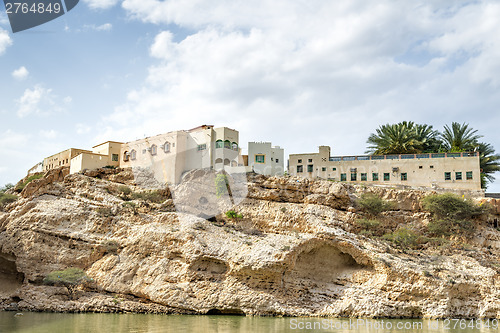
[82,23,113,31]
[39,130,58,139]
[83,0,119,10]
[16,85,69,118]
[12,66,29,81]
[0,28,12,55]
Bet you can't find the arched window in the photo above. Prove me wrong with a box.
[151,144,157,155]
[216,140,223,149]
[163,142,170,153]
[123,151,130,162]
[231,160,237,167]
[232,142,238,151]
[130,150,137,161]
[224,140,231,149]
[215,158,223,164]
[224,158,230,165]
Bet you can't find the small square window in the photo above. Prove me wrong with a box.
[340,173,347,181]
[384,173,390,181]
[297,165,303,173]
[372,173,379,181]
[307,165,314,172]
[322,167,326,171]
[401,173,407,181]
[466,171,473,180]
[430,165,434,169]
[112,154,119,162]
[444,172,451,180]
[419,166,423,169]
[255,154,265,163]
[361,173,367,181]
[298,159,302,163]
[308,159,313,163]
[332,167,336,171]
[276,158,279,163]
[351,172,357,181]
[456,172,462,180]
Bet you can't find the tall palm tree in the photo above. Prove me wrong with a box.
[477,142,500,189]
[366,122,439,155]
[440,122,482,152]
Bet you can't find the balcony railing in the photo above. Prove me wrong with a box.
[328,152,478,162]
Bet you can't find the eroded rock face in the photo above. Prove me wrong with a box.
[0,170,498,318]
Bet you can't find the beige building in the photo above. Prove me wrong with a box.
[289,146,481,191]
[43,148,93,171]
[246,142,284,176]
[69,141,123,175]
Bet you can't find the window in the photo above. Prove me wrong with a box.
[308,159,312,163]
[456,172,462,180]
[276,159,279,163]
[401,173,407,181]
[224,140,231,149]
[112,154,119,162]
[255,154,265,163]
[151,144,157,155]
[163,142,170,153]
[384,173,390,181]
[332,167,336,171]
[307,165,314,172]
[197,144,207,151]
[372,173,379,181]
[297,165,303,173]
[130,150,137,160]
[466,171,473,180]
[232,142,238,150]
[123,152,129,162]
[351,172,357,181]
[215,140,223,149]
[298,159,302,163]
[322,167,326,171]
[430,165,434,169]
[419,166,423,169]
[444,172,451,180]
[361,173,367,181]
[341,173,347,181]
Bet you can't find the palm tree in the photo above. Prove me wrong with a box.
[477,142,500,189]
[366,122,439,155]
[440,122,482,152]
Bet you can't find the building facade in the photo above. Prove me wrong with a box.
[289,146,481,191]
[247,142,284,176]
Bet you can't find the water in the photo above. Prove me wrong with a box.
[0,312,498,333]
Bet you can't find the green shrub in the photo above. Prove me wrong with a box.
[383,227,420,249]
[43,268,92,299]
[357,193,393,215]
[0,183,14,192]
[118,185,132,196]
[225,210,243,219]
[131,190,168,203]
[427,218,475,237]
[422,193,486,221]
[355,218,380,230]
[0,193,18,207]
[16,174,44,191]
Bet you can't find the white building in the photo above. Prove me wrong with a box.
[247,142,284,176]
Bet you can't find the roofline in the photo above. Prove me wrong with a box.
[92,141,124,148]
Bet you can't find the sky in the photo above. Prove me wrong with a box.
[1,0,500,191]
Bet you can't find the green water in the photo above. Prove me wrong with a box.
[0,312,498,333]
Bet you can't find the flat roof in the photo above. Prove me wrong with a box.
[92,141,124,148]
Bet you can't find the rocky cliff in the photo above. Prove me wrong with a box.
[0,168,499,318]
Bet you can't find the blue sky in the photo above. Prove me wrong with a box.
[1,0,500,191]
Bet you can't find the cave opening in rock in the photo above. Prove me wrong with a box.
[206,308,246,316]
[0,253,24,294]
